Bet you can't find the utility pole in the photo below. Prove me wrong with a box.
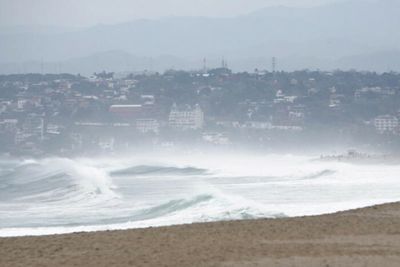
[272,57,277,73]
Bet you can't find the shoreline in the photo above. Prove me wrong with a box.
[0,200,394,238]
[2,202,400,266]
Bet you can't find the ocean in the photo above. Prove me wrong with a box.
[1,153,399,237]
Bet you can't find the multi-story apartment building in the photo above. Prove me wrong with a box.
[373,115,399,134]
[136,119,160,134]
[168,104,204,130]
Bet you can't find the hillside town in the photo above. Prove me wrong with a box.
[1,68,400,156]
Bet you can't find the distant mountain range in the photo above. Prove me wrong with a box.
[1,0,400,75]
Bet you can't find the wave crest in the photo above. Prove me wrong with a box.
[110,165,207,176]
[0,158,116,202]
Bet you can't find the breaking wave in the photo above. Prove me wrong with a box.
[1,154,400,237]
[0,158,116,203]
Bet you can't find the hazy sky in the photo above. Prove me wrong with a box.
[0,0,341,27]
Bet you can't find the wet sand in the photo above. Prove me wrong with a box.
[2,203,400,266]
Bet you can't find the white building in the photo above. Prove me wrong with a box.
[242,121,272,130]
[22,115,44,140]
[136,119,159,134]
[0,101,11,113]
[169,104,204,130]
[373,115,399,134]
[17,99,28,110]
[0,119,18,131]
[329,94,345,108]
[355,87,395,100]
[141,95,155,105]
[202,132,230,145]
[46,124,62,135]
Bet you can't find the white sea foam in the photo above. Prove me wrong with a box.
[1,153,400,237]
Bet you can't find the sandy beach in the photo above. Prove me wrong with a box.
[1,202,400,267]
